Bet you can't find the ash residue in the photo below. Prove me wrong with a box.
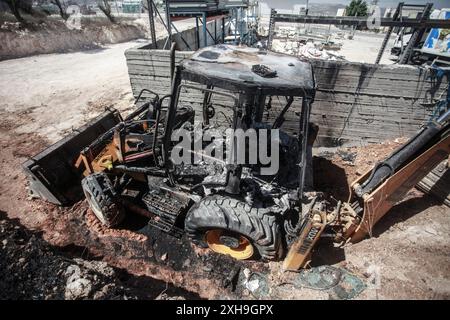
[140,224,268,297]
[0,216,69,299]
[141,224,247,273]
[0,211,148,300]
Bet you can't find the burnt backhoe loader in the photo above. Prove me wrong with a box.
[22,45,450,270]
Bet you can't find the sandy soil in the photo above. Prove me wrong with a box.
[0,41,140,143]
[339,31,396,65]
[0,40,449,300]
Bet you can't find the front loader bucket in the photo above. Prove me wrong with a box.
[22,109,122,206]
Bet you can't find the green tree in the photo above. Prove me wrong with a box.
[50,0,69,20]
[0,0,26,23]
[346,0,368,17]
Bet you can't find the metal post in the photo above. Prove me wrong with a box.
[195,16,200,49]
[165,0,172,44]
[202,84,213,125]
[202,12,207,47]
[267,9,276,50]
[162,67,181,168]
[214,19,217,44]
[297,97,311,201]
[375,2,403,64]
[254,93,266,123]
[238,7,242,43]
[222,16,225,42]
[234,9,238,44]
[147,0,157,49]
[170,42,176,82]
[399,3,433,64]
[200,16,219,44]
[152,0,192,50]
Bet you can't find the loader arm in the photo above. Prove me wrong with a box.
[342,109,450,242]
[346,128,450,242]
[283,110,450,271]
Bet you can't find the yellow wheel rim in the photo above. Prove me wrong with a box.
[205,229,254,260]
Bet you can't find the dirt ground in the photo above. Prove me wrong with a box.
[0,211,200,300]
[313,142,450,299]
[0,40,139,143]
[0,41,449,300]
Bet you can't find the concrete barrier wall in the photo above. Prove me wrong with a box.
[125,48,448,146]
[309,60,447,146]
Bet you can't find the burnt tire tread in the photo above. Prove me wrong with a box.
[185,195,282,261]
[81,173,124,228]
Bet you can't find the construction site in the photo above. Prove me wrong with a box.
[0,0,449,302]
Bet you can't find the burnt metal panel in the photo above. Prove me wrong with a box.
[180,45,316,97]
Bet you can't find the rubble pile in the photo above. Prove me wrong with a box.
[0,212,136,300]
[271,39,345,60]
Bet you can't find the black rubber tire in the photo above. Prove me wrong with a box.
[81,173,125,228]
[184,195,282,261]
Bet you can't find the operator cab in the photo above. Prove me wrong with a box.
[163,45,317,195]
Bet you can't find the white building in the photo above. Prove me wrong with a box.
[337,8,346,17]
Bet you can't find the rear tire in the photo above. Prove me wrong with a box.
[81,173,125,227]
[184,195,282,261]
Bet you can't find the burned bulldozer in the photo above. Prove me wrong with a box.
[23,45,450,270]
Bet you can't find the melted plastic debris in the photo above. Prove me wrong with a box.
[296,265,342,290]
[330,268,366,300]
[294,265,366,299]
